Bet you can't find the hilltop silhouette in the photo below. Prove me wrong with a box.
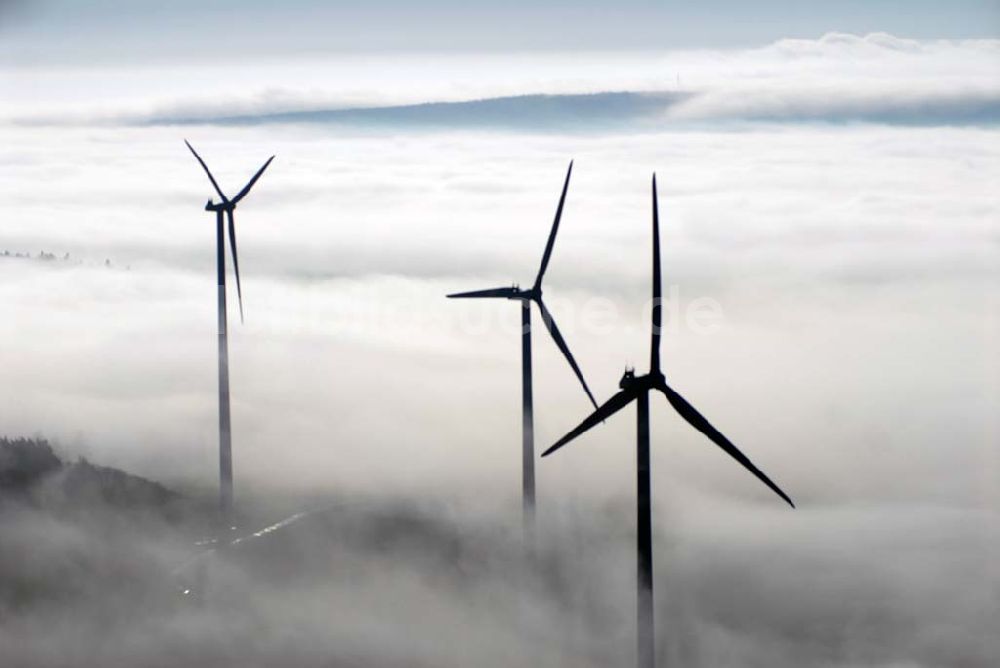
[0,436,181,516]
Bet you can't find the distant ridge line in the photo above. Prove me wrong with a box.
[144,91,692,129]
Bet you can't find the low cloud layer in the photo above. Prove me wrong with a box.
[2,493,997,667]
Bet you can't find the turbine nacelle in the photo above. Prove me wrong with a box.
[488,283,540,301]
[205,199,232,212]
[618,369,665,391]
[510,285,539,301]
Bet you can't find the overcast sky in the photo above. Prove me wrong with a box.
[1,0,998,63]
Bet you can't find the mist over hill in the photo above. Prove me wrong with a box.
[1,436,996,667]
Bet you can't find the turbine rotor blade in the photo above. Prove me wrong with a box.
[542,388,636,457]
[651,173,662,373]
[446,287,519,299]
[533,160,573,290]
[656,381,794,507]
[185,140,227,203]
[536,297,597,408]
[226,209,244,324]
[232,155,275,204]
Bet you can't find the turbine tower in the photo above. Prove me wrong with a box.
[543,175,794,668]
[448,162,598,536]
[185,140,274,518]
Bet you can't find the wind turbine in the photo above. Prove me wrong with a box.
[448,161,598,535]
[185,140,274,518]
[542,175,794,668]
